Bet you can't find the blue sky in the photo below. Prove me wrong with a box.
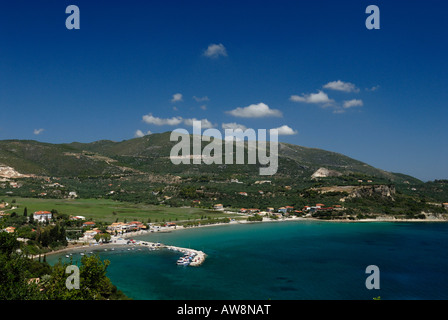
[1,0,447,181]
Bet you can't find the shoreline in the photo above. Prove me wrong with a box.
[38,215,448,259]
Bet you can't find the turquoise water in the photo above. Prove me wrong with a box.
[48,221,448,300]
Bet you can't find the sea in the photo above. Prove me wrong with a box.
[47,220,448,300]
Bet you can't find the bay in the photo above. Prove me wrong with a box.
[47,220,448,300]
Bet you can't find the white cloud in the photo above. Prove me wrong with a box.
[171,93,183,103]
[193,96,209,102]
[343,99,364,109]
[134,129,152,138]
[271,125,298,136]
[290,91,334,105]
[200,105,207,110]
[323,80,359,93]
[203,43,228,58]
[222,122,248,131]
[226,102,282,118]
[33,128,44,135]
[332,99,364,113]
[142,114,183,126]
[183,118,215,129]
[366,85,380,92]
[142,113,215,129]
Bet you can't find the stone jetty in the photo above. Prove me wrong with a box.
[134,240,206,266]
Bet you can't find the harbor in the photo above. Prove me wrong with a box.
[165,245,206,266]
[56,237,206,267]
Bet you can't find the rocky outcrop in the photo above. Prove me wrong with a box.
[348,185,396,200]
[311,167,343,179]
[0,165,32,179]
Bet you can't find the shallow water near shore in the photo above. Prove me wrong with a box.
[47,220,448,300]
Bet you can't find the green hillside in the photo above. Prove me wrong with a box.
[0,133,421,183]
[1,132,446,220]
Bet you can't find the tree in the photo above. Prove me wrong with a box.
[0,232,44,300]
[23,207,28,217]
[94,233,102,243]
[104,233,111,243]
[0,232,20,257]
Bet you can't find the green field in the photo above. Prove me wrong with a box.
[2,197,238,224]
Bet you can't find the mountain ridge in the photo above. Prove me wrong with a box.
[0,132,421,184]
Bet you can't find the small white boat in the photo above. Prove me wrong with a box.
[176,257,191,266]
[66,255,70,258]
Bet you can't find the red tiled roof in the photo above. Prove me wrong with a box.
[34,211,51,215]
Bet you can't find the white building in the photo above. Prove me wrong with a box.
[68,191,78,198]
[33,211,52,222]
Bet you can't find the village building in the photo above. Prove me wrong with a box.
[68,191,78,198]
[278,207,287,214]
[128,221,146,231]
[254,180,271,184]
[33,211,52,223]
[70,215,86,221]
[4,226,15,233]
[318,206,334,211]
[83,229,99,240]
[213,204,224,211]
[83,221,96,228]
[106,221,146,234]
[107,222,125,233]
